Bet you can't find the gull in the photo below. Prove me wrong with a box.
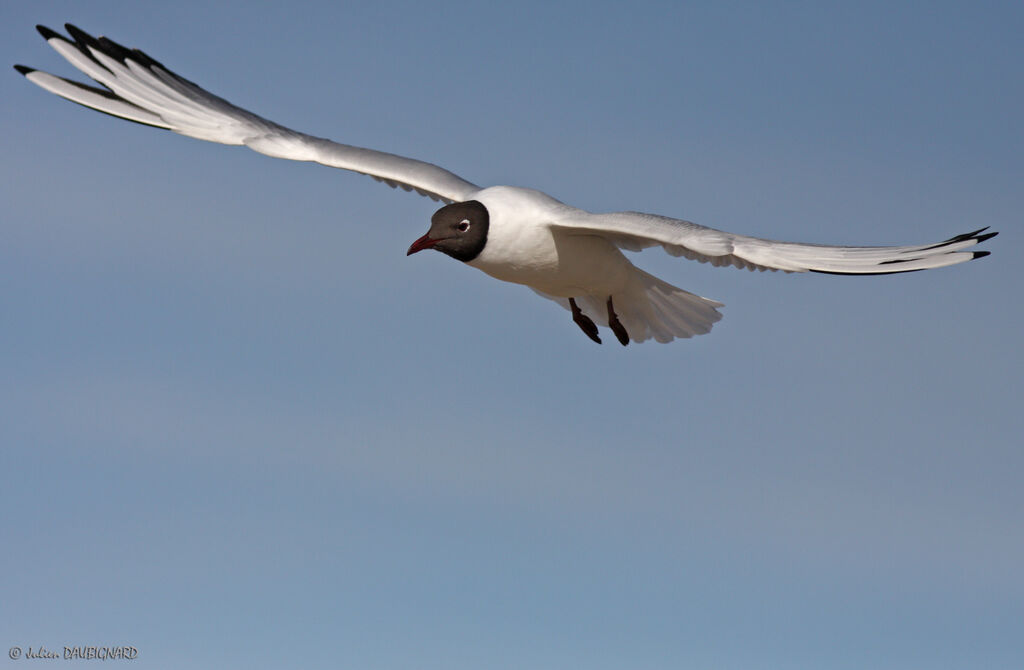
[15,24,998,345]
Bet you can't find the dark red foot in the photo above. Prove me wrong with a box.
[607,296,629,346]
[569,297,601,344]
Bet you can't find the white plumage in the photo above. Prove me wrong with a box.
[15,24,997,344]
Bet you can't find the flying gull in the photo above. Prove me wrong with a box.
[15,24,998,344]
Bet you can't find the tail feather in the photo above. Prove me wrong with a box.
[532,269,723,343]
[633,270,723,342]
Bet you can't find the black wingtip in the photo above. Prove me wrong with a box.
[64,23,99,48]
[921,227,999,252]
[972,251,991,260]
[36,24,62,41]
[97,36,134,63]
[130,47,161,69]
[942,226,988,243]
[13,64,34,76]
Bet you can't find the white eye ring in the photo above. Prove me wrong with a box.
[457,219,471,232]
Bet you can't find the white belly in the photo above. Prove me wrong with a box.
[468,224,634,298]
[462,185,637,298]
[454,186,723,343]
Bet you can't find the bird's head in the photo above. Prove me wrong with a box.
[407,200,489,263]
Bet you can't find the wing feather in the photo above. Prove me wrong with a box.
[554,210,997,275]
[16,24,479,204]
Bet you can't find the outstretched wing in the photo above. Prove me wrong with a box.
[553,210,997,275]
[15,24,480,204]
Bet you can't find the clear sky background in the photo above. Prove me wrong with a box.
[2,2,1021,669]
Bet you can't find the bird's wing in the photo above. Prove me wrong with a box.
[552,210,997,274]
[15,24,480,204]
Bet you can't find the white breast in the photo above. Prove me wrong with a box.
[466,186,636,297]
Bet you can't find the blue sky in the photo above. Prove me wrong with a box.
[2,1,1021,668]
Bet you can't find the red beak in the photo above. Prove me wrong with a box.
[406,233,437,256]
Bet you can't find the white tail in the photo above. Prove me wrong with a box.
[534,269,724,343]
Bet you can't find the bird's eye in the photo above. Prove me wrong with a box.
[457,219,471,232]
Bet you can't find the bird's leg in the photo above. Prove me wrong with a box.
[569,297,601,344]
[606,296,630,346]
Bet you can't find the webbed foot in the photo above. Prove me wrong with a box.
[569,297,601,344]
[607,296,629,346]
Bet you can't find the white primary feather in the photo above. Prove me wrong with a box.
[554,211,996,275]
[15,24,998,344]
[18,25,478,204]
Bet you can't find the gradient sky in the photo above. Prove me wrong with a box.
[2,2,1022,669]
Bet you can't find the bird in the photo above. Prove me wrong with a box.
[15,24,998,345]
